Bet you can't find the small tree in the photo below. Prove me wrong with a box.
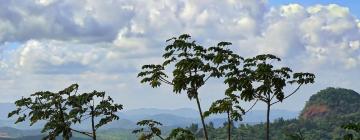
[8,84,80,140]
[68,90,123,140]
[133,120,165,140]
[138,34,239,140]
[133,120,196,140]
[8,84,123,140]
[225,54,315,140]
[204,96,244,140]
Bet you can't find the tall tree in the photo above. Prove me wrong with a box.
[8,84,80,140]
[68,90,123,140]
[8,84,123,140]
[138,34,239,140]
[225,54,315,140]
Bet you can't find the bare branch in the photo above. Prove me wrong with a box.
[245,99,259,113]
[270,84,302,106]
[70,128,92,138]
[159,76,174,85]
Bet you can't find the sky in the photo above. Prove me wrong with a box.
[0,0,359,111]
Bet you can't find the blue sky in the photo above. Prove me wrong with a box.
[0,0,359,111]
[271,0,360,18]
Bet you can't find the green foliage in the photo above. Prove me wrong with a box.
[228,54,315,103]
[204,97,245,122]
[285,129,305,140]
[138,34,242,140]
[8,84,122,140]
[133,120,165,140]
[8,84,79,140]
[204,96,244,140]
[222,54,315,140]
[342,122,360,140]
[138,34,239,99]
[68,90,123,128]
[197,87,359,140]
[166,128,195,140]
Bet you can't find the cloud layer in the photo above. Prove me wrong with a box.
[0,0,359,110]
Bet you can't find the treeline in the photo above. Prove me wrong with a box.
[7,34,359,140]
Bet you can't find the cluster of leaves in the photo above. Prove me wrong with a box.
[342,122,360,140]
[8,84,122,140]
[138,34,238,99]
[221,54,315,107]
[132,120,164,140]
[8,84,79,139]
[68,90,123,130]
[132,120,196,140]
[204,97,245,122]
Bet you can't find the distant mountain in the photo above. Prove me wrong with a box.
[121,108,199,118]
[0,103,15,120]
[0,102,298,130]
[120,108,298,123]
[0,127,41,139]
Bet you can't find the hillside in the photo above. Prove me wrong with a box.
[234,87,360,140]
[300,87,360,119]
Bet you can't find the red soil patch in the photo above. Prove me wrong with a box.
[301,104,329,119]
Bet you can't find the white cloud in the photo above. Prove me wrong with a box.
[35,0,57,6]
[0,0,359,110]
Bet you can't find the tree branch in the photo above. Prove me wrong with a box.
[159,76,174,85]
[245,99,258,113]
[270,84,302,106]
[70,128,92,138]
[204,64,220,84]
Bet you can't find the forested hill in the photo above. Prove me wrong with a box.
[300,87,360,119]
[233,87,360,140]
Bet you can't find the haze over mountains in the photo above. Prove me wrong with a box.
[0,103,298,130]
[0,87,359,139]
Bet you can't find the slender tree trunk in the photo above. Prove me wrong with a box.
[266,102,270,140]
[195,95,209,140]
[91,106,97,140]
[227,110,231,140]
[57,102,70,140]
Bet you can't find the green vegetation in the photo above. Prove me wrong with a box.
[8,84,122,140]
[188,87,360,140]
[342,122,360,140]
[219,54,314,140]
[138,34,243,140]
[138,34,314,140]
